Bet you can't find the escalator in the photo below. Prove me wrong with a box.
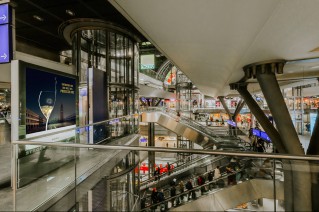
[140,157,284,212]
[141,110,249,151]
[140,155,229,189]
[169,178,283,211]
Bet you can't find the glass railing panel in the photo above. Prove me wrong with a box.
[14,144,76,211]
[141,155,280,211]
[12,139,319,212]
[76,114,139,144]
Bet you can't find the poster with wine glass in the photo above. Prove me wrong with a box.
[25,67,76,135]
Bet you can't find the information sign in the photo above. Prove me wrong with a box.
[0,4,9,25]
[0,24,9,63]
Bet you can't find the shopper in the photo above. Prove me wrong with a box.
[167,162,171,175]
[170,185,176,207]
[177,181,185,204]
[214,166,221,179]
[186,179,195,200]
[151,188,158,212]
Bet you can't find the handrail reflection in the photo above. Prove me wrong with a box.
[12,141,319,161]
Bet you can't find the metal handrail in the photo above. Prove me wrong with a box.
[23,113,139,141]
[12,140,319,161]
[140,155,225,187]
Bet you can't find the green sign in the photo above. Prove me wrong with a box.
[140,64,155,70]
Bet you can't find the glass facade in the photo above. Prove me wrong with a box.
[72,28,139,130]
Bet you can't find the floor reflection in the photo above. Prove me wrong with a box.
[0,114,11,187]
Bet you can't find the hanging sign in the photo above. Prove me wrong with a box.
[0,4,11,64]
[0,4,9,25]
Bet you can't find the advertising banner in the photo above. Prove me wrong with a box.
[25,67,76,135]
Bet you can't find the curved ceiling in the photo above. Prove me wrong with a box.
[110,0,319,97]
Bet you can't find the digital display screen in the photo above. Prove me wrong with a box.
[260,131,271,142]
[252,128,261,137]
[227,120,237,127]
[25,67,76,135]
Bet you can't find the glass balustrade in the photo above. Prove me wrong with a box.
[12,136,319,211]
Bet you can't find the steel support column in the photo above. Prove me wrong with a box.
[218,96,233,135]
[236,85,286,153]
[148,123,155,179]
[255,64,312,211]
[218,96,232,118]
[233,99,245,120]
[234,83,295,211]
[256,71,304,154]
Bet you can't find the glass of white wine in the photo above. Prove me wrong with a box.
[38,79,57,131]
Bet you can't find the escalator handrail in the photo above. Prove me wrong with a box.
[140,155,225,186]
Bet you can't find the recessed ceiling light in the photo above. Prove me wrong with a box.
[33,15,43,21]
[66,9,75,16]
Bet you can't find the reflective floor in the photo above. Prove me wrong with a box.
[0,115,11,186]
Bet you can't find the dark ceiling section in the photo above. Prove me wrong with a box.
[14,0,146,53]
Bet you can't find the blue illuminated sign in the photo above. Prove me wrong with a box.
[227,120,237,127]
[140,137,147,142]
[0,4,11,64]
[252,128,261,137]
[260,131,271,142]
[0,4,9,25]
[0,24,10,63]
[252,128,271,142]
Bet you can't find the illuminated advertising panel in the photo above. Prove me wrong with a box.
[25,67,76,135]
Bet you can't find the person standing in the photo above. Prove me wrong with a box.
[151,188,158,212]
[214,166,221,179]
[186,179,195,201]
[158,167,162,180]
[208,170,213,190]
[178,181,184,205]
[170,185,176,207]
[167,162,171,175]
[157,189,166,211]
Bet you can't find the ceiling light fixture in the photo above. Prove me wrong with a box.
[66,9,75,16]
[33,15,44,21]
